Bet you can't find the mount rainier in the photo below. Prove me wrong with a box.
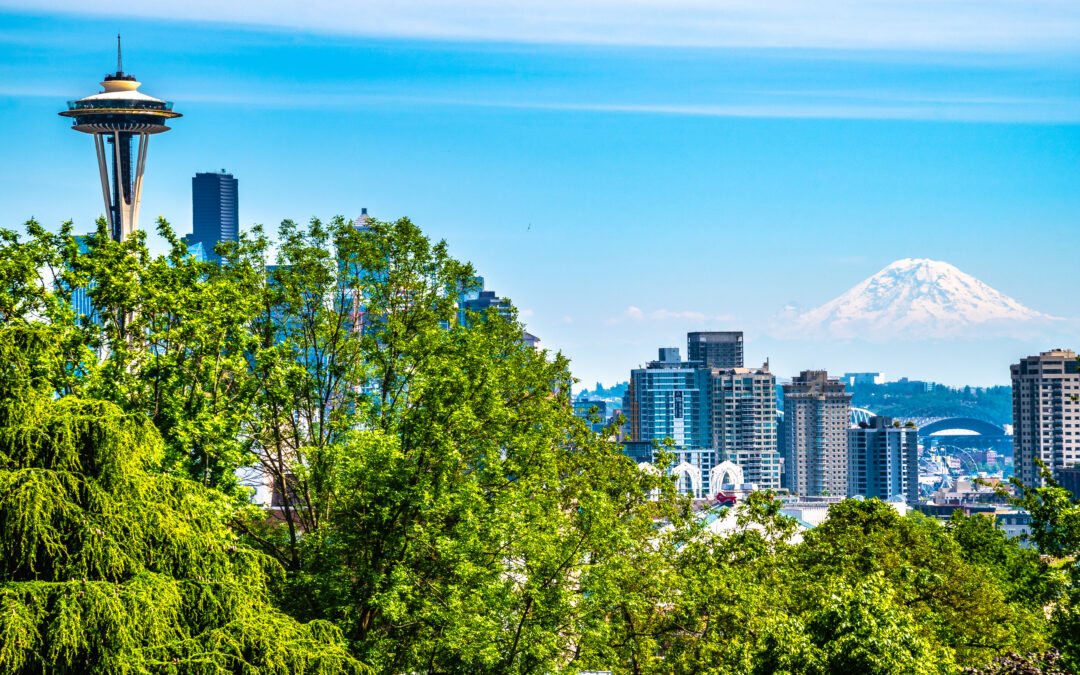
[788,258,1058,340]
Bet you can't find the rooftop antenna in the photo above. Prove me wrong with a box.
[116,33,123,74]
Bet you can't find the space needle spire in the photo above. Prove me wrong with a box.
[59,38,182,242]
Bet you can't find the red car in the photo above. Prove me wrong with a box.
[715,492,737,506]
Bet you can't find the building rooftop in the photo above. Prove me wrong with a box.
[1039,349,1076,358]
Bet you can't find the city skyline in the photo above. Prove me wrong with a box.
[1,5,1078,387]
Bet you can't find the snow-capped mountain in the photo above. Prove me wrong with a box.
[788,258,1057,340]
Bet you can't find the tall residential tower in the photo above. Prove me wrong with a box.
[687,331,744,368]
[710,364,780,491]
[1011,350,1080,486]
[59,37,181,241]
[782,370,852,497]
[625,348,713,496]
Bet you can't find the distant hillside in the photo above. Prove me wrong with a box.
[849,382,1012,426]
[592,379,1011,426]
[583,381,628,401]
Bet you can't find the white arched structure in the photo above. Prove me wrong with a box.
[671,461,702,496]
[851,407,875,426]
[709,460,744,495]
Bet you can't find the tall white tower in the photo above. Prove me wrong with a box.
[59,37,181,242]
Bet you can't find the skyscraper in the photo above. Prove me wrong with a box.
[710,365,780,490]
[687,331,743,368]
[848,416,918,504]
[625,348,713,496]
[1011,349,1080,486]
[628,348,711,449]
[188,170,239,260]
[622,334,780,496]
[59,37,181,242]
[782,370,852,497]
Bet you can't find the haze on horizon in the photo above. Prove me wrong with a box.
[0,2,1077,389]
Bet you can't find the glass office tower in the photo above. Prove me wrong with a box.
[188,170,238,260]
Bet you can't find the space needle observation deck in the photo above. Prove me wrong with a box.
[59,37,181,242]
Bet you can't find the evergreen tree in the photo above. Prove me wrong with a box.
[0,324,365,674]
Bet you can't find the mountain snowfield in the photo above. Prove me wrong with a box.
[787,258,1059,340]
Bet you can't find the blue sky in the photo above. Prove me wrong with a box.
[1,3,1078,387]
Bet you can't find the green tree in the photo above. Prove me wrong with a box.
[946,511,1062,609]
[0,324,365,674]
[1,215,695,673]
[257,218,692,673]
[1,218,267,495]
[765,574,955,675]
[1008,465,1080,670]
[793,499,1051,666]
[3,214,1067,674]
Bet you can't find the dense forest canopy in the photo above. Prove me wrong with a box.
[0,216,1077,674]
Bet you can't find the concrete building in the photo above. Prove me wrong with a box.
[995,510,1032,543]
[186,170,239,260]
[626,348,710,448]
[455,276,539,348]
[842,372,885,387]
[1011,349,1080,486]
[460,290,511,316]
[687,331,743,368]
[458,276,511,320]
[710,364,781,491]
[67,235,98,322]
[848,416,918,504]
[782,370,852,497]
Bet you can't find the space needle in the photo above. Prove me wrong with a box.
[59,37,181,242]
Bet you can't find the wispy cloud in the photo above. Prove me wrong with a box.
[470,98,1080,123]
[11,86,1074,123]
[607,306,734,325]
[3,0,1079,51]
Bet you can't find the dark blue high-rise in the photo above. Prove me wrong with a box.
[189,170,238,260]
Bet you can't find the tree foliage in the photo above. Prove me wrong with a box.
[0,215,1076,673]
[1006,464,1080,671]
[0,324,364,674]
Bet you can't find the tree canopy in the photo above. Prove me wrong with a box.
[0,215,1076,673]
[0,324,364,674]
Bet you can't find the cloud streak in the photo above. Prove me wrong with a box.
[3,0,1079,51]
[10,85,1076,123]
[607,306,734,325]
